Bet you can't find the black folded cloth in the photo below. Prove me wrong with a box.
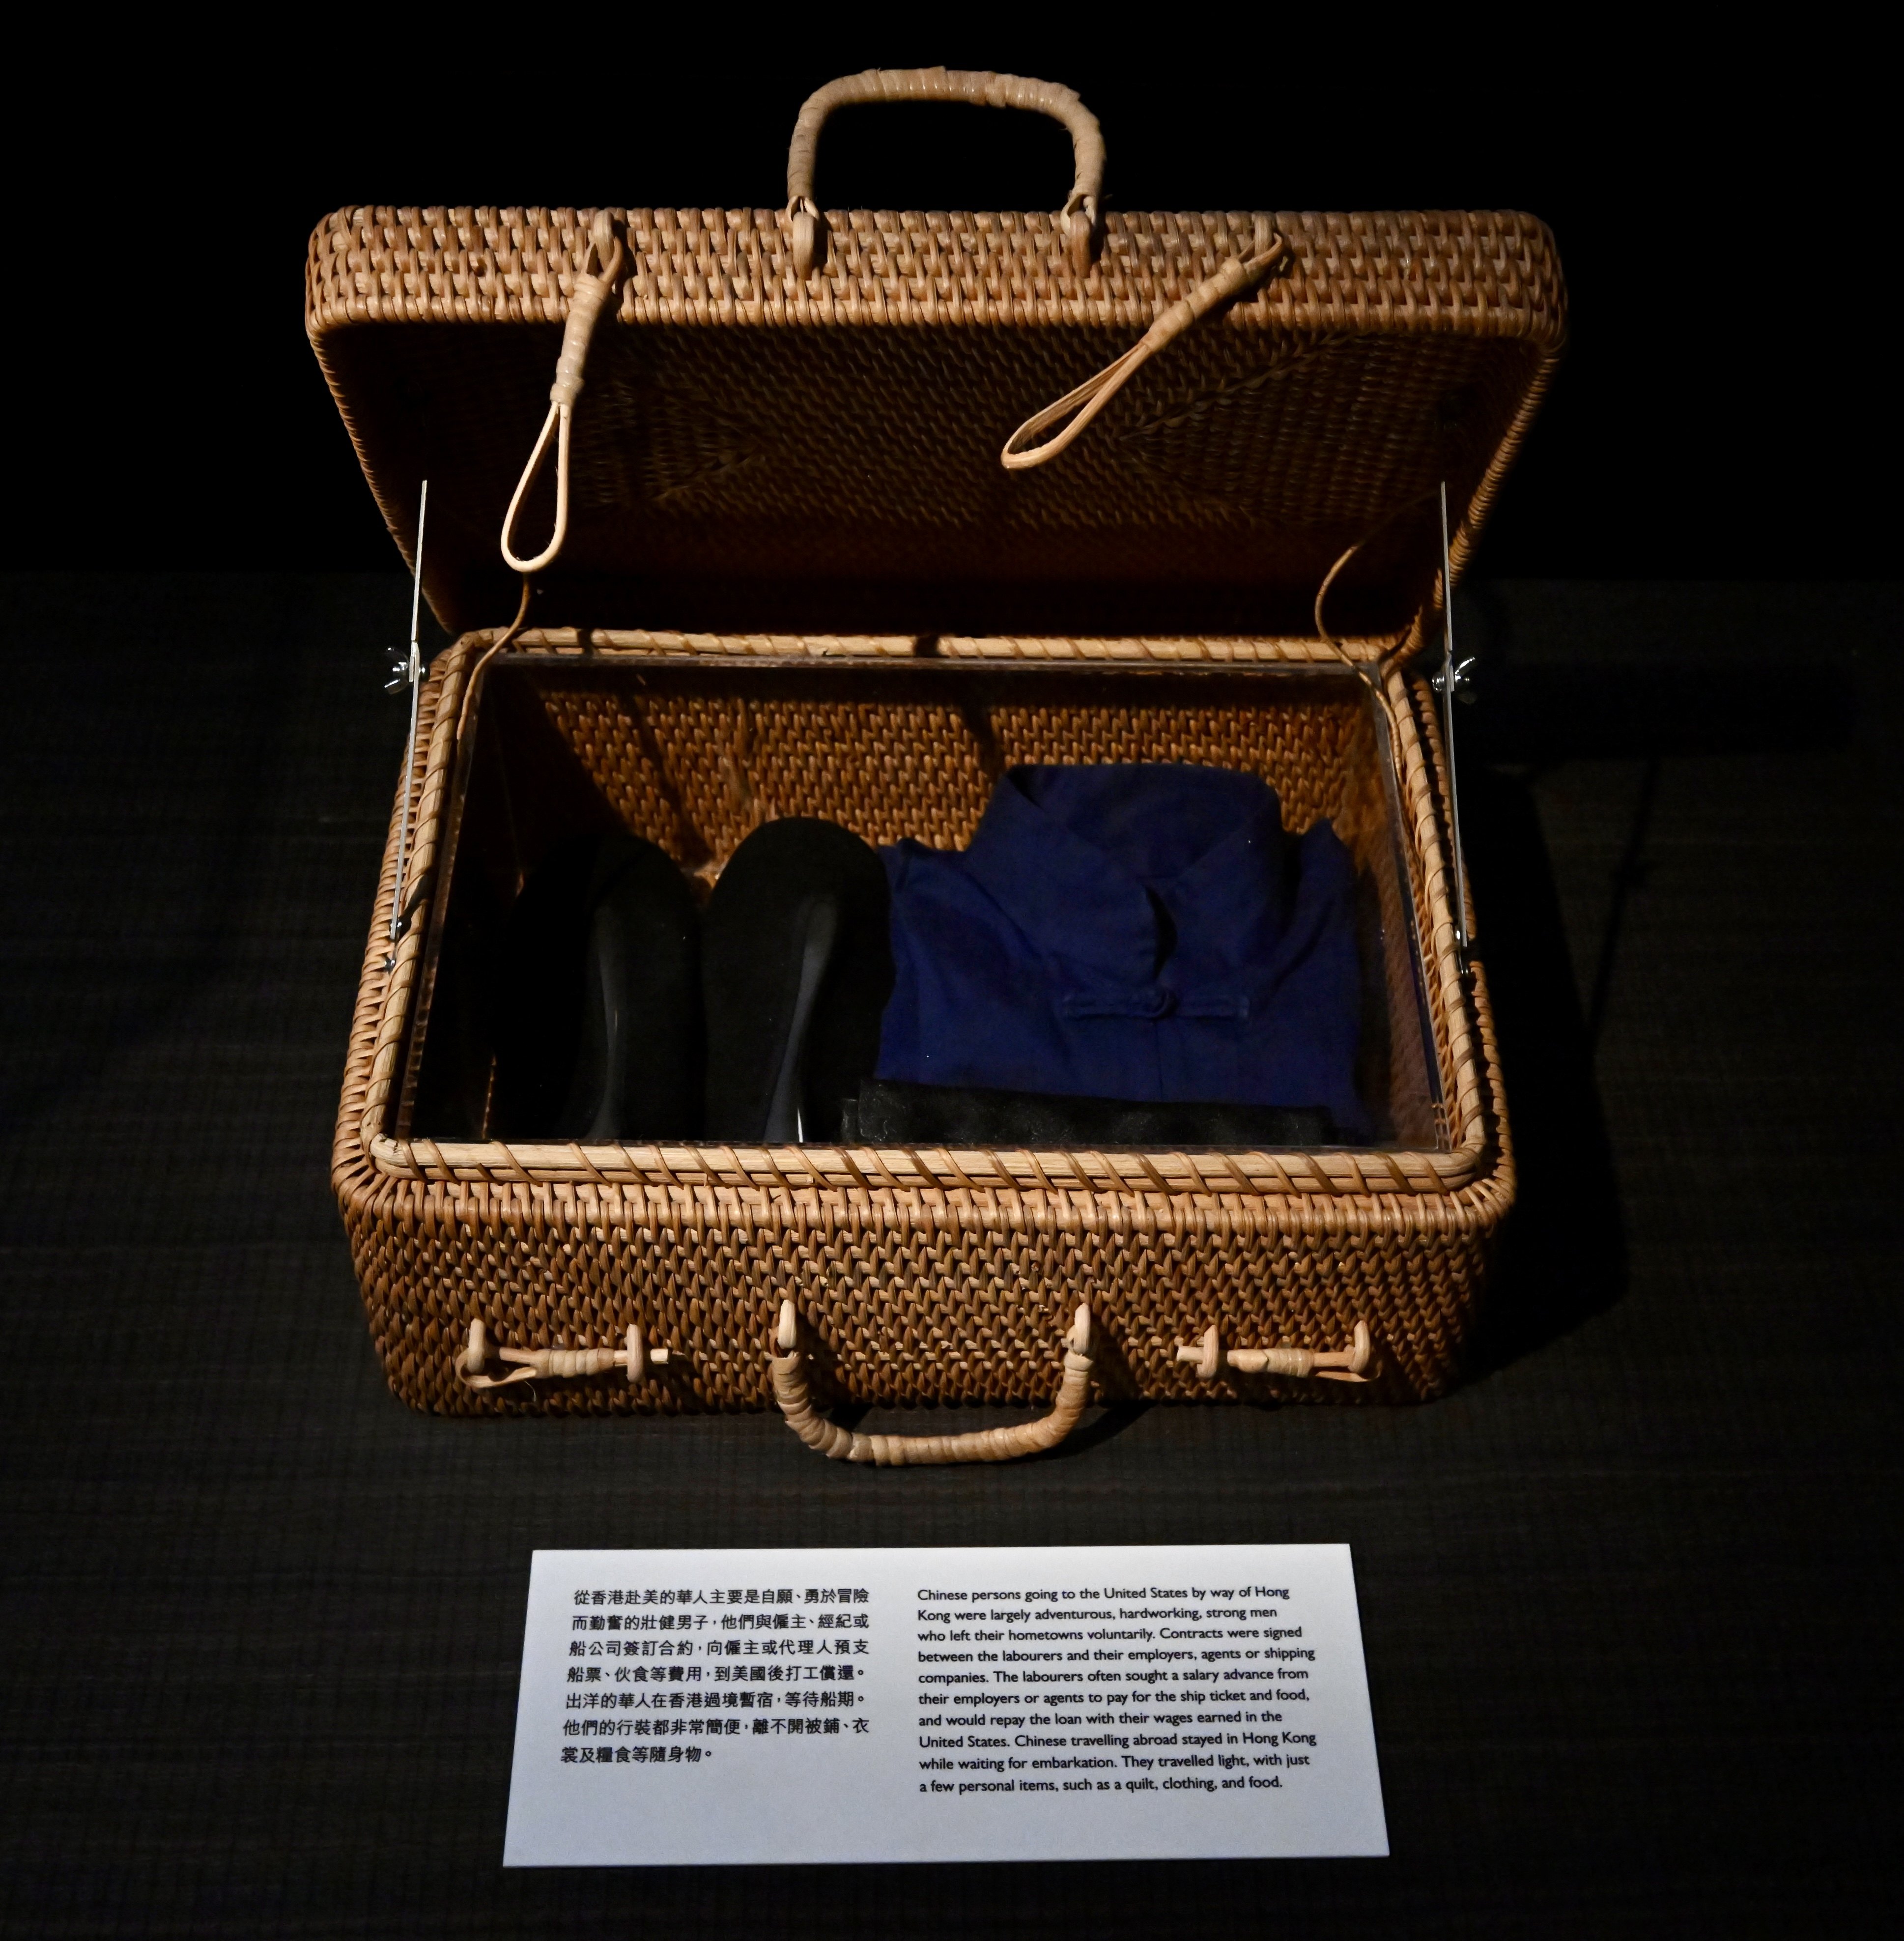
[841,1077,1339,1150]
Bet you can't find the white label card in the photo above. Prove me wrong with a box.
[505,1544,1387,1866]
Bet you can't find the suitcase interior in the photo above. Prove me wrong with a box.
[397,646,1451,1161]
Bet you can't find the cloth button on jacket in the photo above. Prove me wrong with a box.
[875,764,1368,1139]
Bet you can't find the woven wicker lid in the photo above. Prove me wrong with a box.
[308,200,1564,641]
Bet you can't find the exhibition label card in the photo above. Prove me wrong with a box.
[504,1545,1386,1865]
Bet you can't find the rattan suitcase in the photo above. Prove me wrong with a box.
[310,68,1565,1461]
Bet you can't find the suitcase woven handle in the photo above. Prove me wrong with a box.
[786,67,1105,279]
[771,1299,1096,1465]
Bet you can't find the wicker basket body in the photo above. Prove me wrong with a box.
[333,632,1506,1415]
[313,177,1559,1421]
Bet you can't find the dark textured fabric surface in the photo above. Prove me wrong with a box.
[849,1078,1334,1153]
[0,576,1899,1938]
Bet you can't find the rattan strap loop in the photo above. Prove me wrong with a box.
[786,67,1105,278]
[1000,234,1288,470]
[770,1299,1095,1464]
[499,211,625,575]
[1312,484,1445,689]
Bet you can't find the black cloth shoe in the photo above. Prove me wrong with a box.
[492,833,702,1141]
[845,1077,1340,1149]
[702,819,893,1143]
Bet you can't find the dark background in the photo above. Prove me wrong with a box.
[3,30,1893,583]
[3,575,1898,1936]
[3,28,1902,1941]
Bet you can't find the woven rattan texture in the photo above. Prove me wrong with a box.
[306,207,1564,637]
[341,1176,1506,1417]
[534,677,1364,864]
[307,206,1561,335]
[333,641,1509,1419]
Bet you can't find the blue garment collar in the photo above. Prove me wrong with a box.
[963,766,1287,991]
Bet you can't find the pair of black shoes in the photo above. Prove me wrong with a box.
[492,820,892,1144]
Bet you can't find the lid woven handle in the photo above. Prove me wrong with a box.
[786,66,1105,278]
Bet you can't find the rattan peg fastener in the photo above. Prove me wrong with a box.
[455,1318,671,1391]
[1177,1320,1373,1385]
[770,1298,1096,1464]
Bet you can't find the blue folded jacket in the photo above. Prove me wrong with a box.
[875,763,1368,1141]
